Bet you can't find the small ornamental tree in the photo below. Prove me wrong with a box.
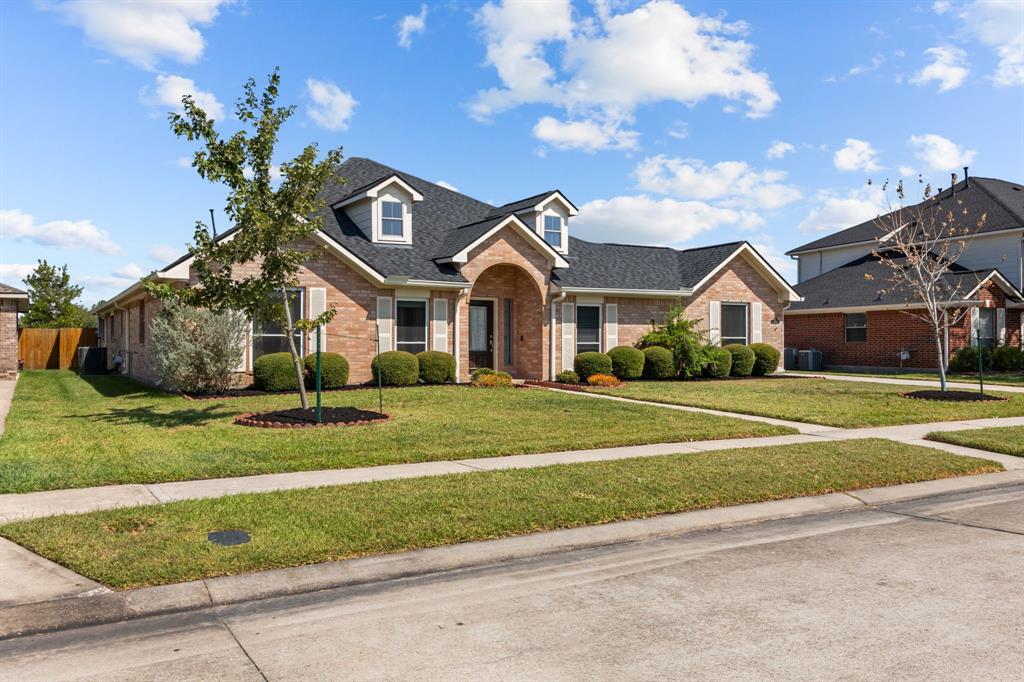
[870,175,987,392]
[150,299,248,394]
[20,260,91,328]
[636,306,710,378]
[145,69,342,409]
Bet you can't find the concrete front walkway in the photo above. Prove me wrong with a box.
[0,376,17,436]
[794,371,1024,394]
[1,414,1022,524]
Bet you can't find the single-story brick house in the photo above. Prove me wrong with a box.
[94,157,800,385]
[786,175,1024,370]
[0,283,29,380]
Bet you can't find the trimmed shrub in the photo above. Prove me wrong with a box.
[555,370,580,384]
[149,299,248,394]
[371,351,419,386]
[991,345,1023,372]
[608,345,645,380]
[703,346,733,379]
[302,352,349,389]
[642,346,676,379]
[574,352,613,380]
[253,352,300,391]
[949,346,992,372]
[749,343,781,376]
[471,367,497,381]
[473,370,512,388]
[417,351,456,384]
[586,373,621,387]
[724,344,756,377]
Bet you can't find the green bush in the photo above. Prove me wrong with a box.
[949,346,992,372]
[703,346,733,379]
[991,345,1023,372]
[302,352,349,389]
[417,351,456,384]
[574,352,613,380]
[608,346,645,380]
[149,299,248,394]
[642,346,676,379]
[555,370,580,384]
[636,306,710,378]
[253,352,300,391]
[749,343,781,376]
[371,351,419,386]
[724,344,756,377]
[473,370,512,388]
[471,367,496,381]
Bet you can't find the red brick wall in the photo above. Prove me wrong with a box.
[0,300,18,380]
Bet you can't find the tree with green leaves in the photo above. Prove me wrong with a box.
[145,69,342,409]
[20,260,91,328]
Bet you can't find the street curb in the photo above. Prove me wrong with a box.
[2,469,1022,640]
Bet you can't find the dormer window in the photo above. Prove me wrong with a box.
[543,215,562,247]
[382,201,404,237]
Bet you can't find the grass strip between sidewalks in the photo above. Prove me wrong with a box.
[926,426,1024,457]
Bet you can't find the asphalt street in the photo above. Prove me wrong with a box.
[2,485,1022,681]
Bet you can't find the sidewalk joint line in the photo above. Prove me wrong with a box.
[879,509,1024,537]
[220,618,268,681]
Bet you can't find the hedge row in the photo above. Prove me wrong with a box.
[252,350,460,390]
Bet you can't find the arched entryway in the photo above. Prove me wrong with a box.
[466,263,545,379]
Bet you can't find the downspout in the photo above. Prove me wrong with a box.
[453,287,470,382]
[550,290,567,380]
[113,301,128,374]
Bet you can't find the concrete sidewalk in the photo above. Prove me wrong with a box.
[0,375,17,436]
[1,415,1022,524]
[794,371,1024,394]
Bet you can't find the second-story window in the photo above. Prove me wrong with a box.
[382,200,404,237]
[543,215,562,247]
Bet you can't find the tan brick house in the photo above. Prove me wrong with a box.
[95,158,800,385]
[0,283,29,380]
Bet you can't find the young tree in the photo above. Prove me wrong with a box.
[870,175,987,391]
[145,69,342,408]
[20,260,91,328]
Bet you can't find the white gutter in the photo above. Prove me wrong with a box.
[556,286,692,298]
[453,287,470,382]
[550,291,567,380]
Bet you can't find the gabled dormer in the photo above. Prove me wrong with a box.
[492,190,577,255]
[332,174,424,245]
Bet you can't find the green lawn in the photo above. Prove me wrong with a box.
[927,426,1024,457]
[0,371,792,494]
[586,378,1024,428]
[0,439,998,589]
[790,370,1024,388]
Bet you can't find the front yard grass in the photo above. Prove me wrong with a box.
[926,426,1024,457]
[0,439,998,589]
[586,378,1024,428]
[790,370,1024,387]
[0,371,791,493]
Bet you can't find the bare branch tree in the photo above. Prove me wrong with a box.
[870,174,987,391]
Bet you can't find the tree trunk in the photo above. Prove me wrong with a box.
[281,286,309,409]
[934,322,948,392]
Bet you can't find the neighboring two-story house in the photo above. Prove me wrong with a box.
[94,157,799,385]
[785,175,1024,370]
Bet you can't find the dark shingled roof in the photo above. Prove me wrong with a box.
[790,252,1023,311]
[787,177,1024,255]
[0,282,27,296]
[485,191,559,218]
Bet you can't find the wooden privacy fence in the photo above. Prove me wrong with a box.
[18,327,98,370]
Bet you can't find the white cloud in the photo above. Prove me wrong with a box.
[911,46,969,92]
[533,116,638,152]
[470,0,778,150]
[397,4,427,49]
[666,120,689,140]
[574,195,759,246]
[797,186,888,233]
[848,54,885,76]
[633,156,802,211]
[176,156,192,169]
[148,245,181,263]
[908,133,976,171]
[113,263,144,279]
[932,1,951,14]
[751,240,796,280]
[1,208,120,254]
[765,140,795,159]
[305,77,358,131]
[141,74,224,120]
[44,0,228,70]
[833,138,882,172]
[898,165,919,177]
[435,180,459,192]
[0,263,35,286]
[960,0,1024,86]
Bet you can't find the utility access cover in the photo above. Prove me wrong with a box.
[207,529,251,546]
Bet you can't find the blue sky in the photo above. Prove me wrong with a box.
[2,0,1022,304]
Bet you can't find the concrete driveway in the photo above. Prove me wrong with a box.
[2,485,1022,681]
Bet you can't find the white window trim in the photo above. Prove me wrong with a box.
[252,288,305,361]
[374,196,412,244]
[542,214,565,251]
[720,302,749,346]
[380,200,405,239]
[395,297,429,355]
[575,303,602,354]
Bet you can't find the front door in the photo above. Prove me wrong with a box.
[469,300,494,371]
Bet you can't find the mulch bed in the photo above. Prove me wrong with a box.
[901,390,1007,402]
[234,407,391,429]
